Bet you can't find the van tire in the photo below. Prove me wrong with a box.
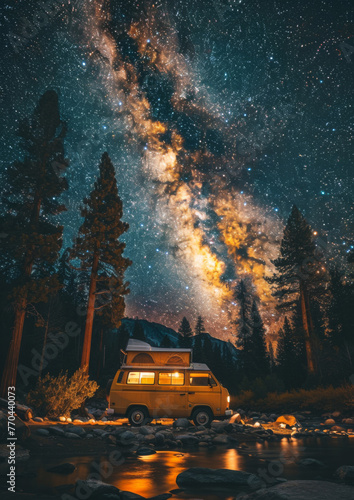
[192,408,213,428]
[127,406,149,426]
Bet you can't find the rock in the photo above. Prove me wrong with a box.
[75,479,120,499]
[325,418,335,425]
[198,441,209,447]
[64,432,81,439]
[66,417,72,423]
[173,418,190,429]
[67,426,86,437]
[14,415,31,441]
[242,480,354,499]
[143,434,156,443]
[334,465,354,481]
[119,431,136,444]
[33,417,44,422]
[140,426,155,435]
[148,494,172,500]
[49,426,65,436]
[212,435,229,445]
[106,434,117,445]
[343,418,354,425]
[176,468,263,490]
[59,416,66,422]
[177,434,199,446]
[137,448,157,456]
[47,462,76,474]
[332,411,341,418]
[36,428,50,436]
[298,458,325,467]
[154,432,165,445]
[275,415,298,427]
[92,429,106,436]
[120,492,146,500]
[331,425,346,432]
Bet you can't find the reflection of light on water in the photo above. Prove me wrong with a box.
[223,449,241,470]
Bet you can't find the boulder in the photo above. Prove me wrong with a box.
[332,411,341,418]
[298,458,325,467]
[64,432,81,439]
[275,415,298,427]
[334,465,354,481]
[177,434,199,446]
[33,417,44,422]
[173,418,190,429]
[47,462,76,474]
[36,428,50,436]
[66,426,86,437]
[325,418,335,425]
[176,467,263,490]
[139,426,155,435]
[119,431,136,443]
[75,479,120,499]
[137,448,156,456]
[242,480,354,499]
[120,492,146,500]
[49,426,65,437]
[212,435,229,445]
[59,416,66,422]
[154,432,165,445]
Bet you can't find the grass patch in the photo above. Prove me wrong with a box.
[231,384,354,413]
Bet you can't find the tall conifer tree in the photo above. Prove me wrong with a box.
[0,90,68,396]
[70,152,131,372]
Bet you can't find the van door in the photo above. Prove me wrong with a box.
[153,371,189,418]
[187,372,221,416]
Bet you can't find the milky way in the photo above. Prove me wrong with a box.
[0,0,353,339]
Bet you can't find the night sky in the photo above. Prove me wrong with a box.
[0,0,353,338]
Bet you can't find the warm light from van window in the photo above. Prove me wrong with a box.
[173,372,179,377]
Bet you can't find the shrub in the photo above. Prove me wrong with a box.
[27,368,99,417]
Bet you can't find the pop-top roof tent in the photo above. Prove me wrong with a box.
[122,339,209,370]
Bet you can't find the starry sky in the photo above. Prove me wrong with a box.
[0,0,353,339]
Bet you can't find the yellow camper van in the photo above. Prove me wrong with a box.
[108,339,233,426]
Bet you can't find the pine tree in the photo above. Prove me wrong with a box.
[69,152,131,373]
[132,321,146,341]
[268,341,275,371]
[267,205,327,375]
[327,267,354,372]
[0,90,68,396]
[234,279,253,374]
[276,316,306,388]
[250,300,270,377]
[160,335,172,348]
[195,315,206,336]
[178,317,193,347]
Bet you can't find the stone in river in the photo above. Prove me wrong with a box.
[36,428,50,436]
[297,458,325,467]
[242,480,354,499]
[75,479,121,499]
[47,462,76,474]
[334,465,354,481]
[176,467,263,490]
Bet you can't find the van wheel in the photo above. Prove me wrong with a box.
[192,408,213,428]
[128,407,149,426]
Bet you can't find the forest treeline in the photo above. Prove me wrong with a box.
[1,91,353,399]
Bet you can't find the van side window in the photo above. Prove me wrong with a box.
[117,371,124,383]
[158,372,185,385]
[127,372,155,385]
[190,373,209,386]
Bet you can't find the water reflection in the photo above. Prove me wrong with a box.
[6,438,354,500]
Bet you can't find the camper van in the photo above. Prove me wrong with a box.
[108,339,233,426]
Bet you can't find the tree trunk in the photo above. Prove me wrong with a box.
[80,251,99,373]
[0,298,27,397]
[96,327,104,379]
[300,281,315,374]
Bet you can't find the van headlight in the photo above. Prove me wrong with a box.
[227,395,230,403]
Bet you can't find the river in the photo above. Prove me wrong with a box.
[8,437,354,499]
